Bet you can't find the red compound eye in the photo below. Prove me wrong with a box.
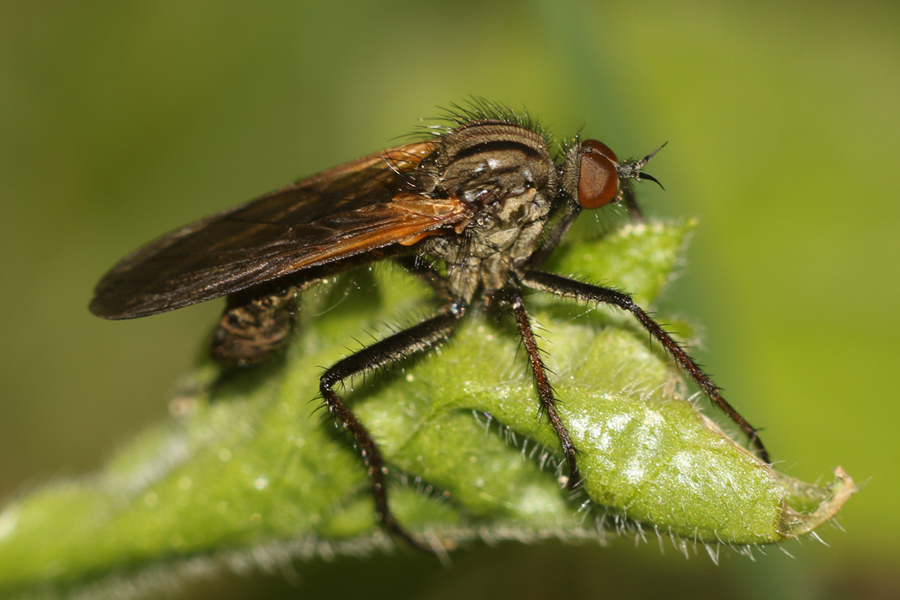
[577,139,620,210]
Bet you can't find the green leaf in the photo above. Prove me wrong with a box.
[0,219,854,596]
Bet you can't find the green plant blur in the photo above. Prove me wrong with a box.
[0,1,896,599]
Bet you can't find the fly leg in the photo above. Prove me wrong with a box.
[620,184,644,220]
[319,307,462,551]
[520,270,771,463]
[490,288,581,489]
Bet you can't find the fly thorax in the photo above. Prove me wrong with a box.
[465,187,550,254]
[445,257,484,304]
[416,120,558,302]
[417,120,556,212]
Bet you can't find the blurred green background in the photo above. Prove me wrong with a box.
[0,1,897,598]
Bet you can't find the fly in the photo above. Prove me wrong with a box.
[90,101,769,551]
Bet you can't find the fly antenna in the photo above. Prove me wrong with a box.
[617,141,668,188]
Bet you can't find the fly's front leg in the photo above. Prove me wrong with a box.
[490,288,581,489]
[319,307,462,551]
[521,270,771,463]
[620,183,644,220]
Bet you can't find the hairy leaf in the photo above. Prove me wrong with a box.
[0,220,854,597]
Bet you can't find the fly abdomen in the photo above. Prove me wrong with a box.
[211,287,298,366]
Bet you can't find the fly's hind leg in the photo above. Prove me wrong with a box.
[490,288,581,490]
[319,307,462,551]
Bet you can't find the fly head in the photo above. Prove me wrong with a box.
[561,139,666,210]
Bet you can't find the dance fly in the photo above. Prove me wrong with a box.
[90,101,769,551]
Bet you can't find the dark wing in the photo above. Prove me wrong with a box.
[90,142,467,319]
